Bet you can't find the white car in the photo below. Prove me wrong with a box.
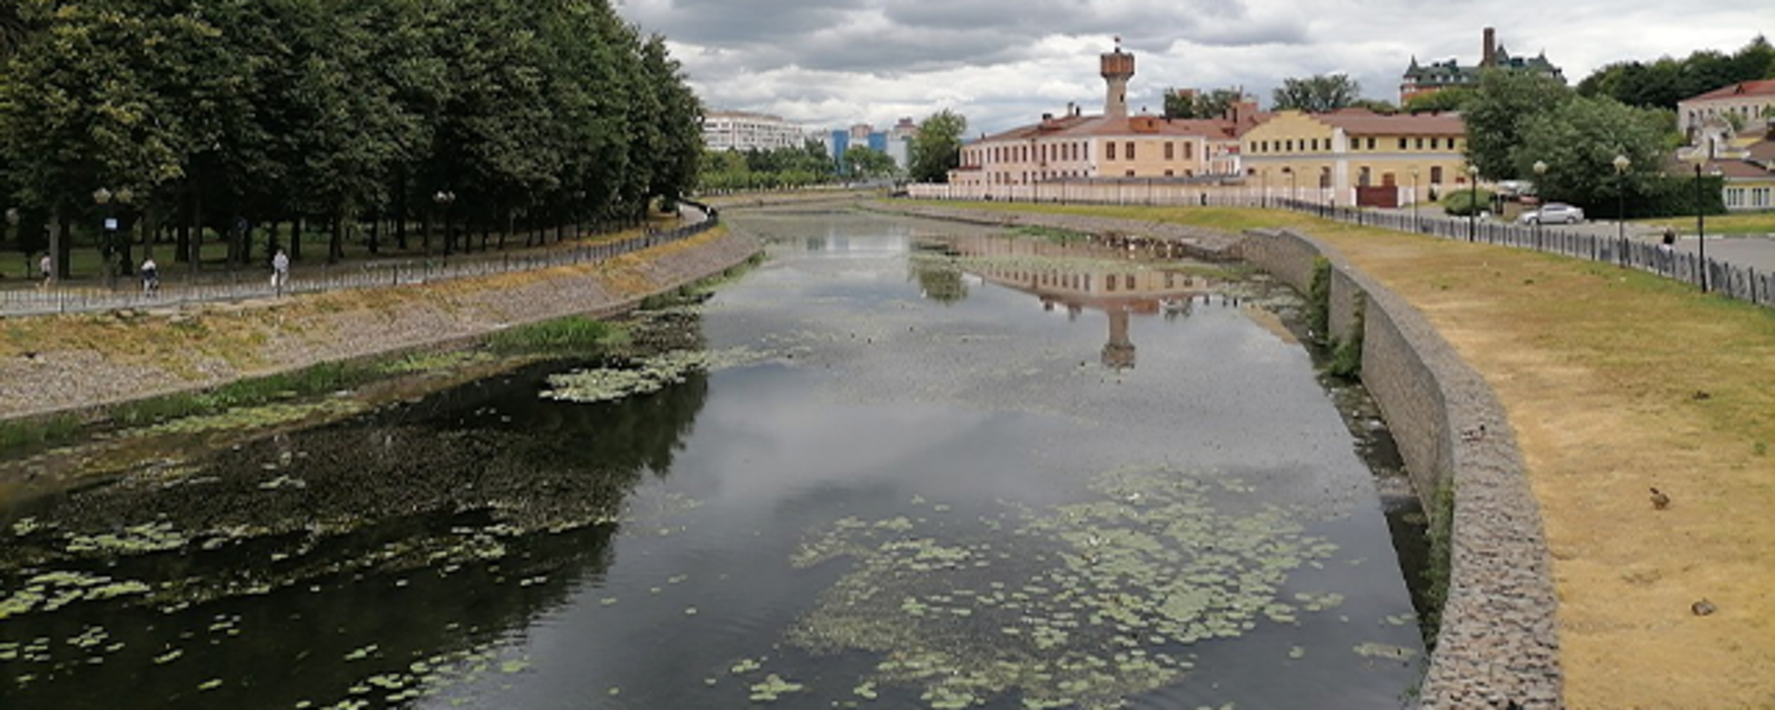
[1517,203,1585,225]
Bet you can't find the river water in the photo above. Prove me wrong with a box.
[0,209,1424,709]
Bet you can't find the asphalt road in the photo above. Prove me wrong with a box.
[1399,208,1775,274]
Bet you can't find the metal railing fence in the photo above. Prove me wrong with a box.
[1,206,719,317]
[907,188,1770,308]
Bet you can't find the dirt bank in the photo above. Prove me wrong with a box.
[0,229,761,422]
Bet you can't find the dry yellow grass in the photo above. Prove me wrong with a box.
[1241,219,1773,708]
[0,227,731,383]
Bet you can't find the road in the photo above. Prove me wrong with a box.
[1391,207,1775,274]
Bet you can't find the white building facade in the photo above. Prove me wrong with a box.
[703,111,813,152]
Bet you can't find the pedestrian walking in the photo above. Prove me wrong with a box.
[271,248,290,294]
[1658,229,1676,254]
[37,253,51,288]
[141,256,159,296]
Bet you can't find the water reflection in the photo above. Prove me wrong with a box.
[0,357,710,710]
[912,233,1219,371]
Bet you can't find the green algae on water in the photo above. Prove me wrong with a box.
[781,464,1342,709]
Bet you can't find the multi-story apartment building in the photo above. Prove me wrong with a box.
[702,111,812,152]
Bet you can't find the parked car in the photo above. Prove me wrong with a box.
[1517,203,1585,225]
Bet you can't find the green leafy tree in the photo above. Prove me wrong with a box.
[1579,36,1775,108]
[1163,88,1244,119]
[1270,74,1361,113]
[641,34,703,209]
[1463,68,1574,179]
[1515,96,1671,218]
[1348,98,1398,115]
[843,146,897,180]
[908,109,966,184]
[2,0,705,273]
[1401,87,1476,114]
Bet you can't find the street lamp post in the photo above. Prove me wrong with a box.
[1611,155,1631,250]
[4,207,16,250]
[5,208,19,277]
[1410,169,1420,232]
[433,191,456,256]
[1466,165,1479,242]
[1684,152,1713,293]
[1532,160,1548,250]
[94,187,118,290]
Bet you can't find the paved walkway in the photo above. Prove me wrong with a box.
[0,208,714,317]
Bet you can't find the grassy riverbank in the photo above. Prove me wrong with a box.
[919,200,1775,709]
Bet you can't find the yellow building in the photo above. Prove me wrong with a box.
[946,42,1258,198]
[1239,109,1469,207]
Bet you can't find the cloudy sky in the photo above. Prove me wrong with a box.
[615,0,1768,135]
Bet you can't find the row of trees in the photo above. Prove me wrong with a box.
[1464,69,1720,218]
[1579,36,1775,111]
[698,142,836,192]
[0,0,703,278]
[1261,37,1772,118]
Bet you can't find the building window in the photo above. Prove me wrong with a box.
[1415,137,1424,150]
[1367,138,1377,150]
[1184,142,1193,160]
[1125,141,1135,159]
[1165,142,1174,160]
[1165,169,1175,177]
[1125,169,1135,177]
[1430,138,1440,149]
[1285,139,1294,152]
[1398,138,1407,150]
[1107,142,1117,160]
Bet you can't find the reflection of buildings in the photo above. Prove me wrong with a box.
[945,235,1215,370]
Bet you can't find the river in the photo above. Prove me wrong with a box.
[0,208,1425,709]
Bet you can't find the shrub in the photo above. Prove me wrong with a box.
[1440,188,1496,217]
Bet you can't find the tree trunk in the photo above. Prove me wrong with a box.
[141,203,156,260]
[241,220,256,267]
[291,216,303,261]
[394,170,409,251]
[175,187,191,264]
[53,208,72,279]
[190,189,204,274]
[329,213,345,264]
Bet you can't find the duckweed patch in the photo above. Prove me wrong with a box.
[782,464,1341,709]
[541,347,770,404]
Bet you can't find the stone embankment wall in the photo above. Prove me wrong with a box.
[1242,228,1563,709]
[878,202,1246,260]
[0,230,761,422]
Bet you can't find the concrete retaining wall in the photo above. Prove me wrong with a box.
[1241,228,1563,709]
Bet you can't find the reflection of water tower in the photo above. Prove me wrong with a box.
[1101,37,1135,119]
[1102,307,1136,371]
